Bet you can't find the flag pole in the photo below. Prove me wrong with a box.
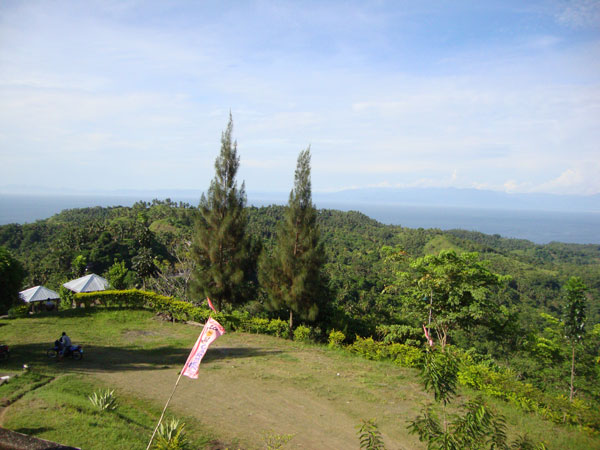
[146,370,185,450]
[146,297,218,450]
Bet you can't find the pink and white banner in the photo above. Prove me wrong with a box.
[182,317,225,379]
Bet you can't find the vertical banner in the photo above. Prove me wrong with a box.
[181,317,225,379]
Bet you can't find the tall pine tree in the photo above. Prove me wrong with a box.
[191,115,255,311]
[259,147,325,334]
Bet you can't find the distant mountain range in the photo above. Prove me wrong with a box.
[2,185,599,213]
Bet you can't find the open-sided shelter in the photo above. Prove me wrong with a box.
[63,273,109,293]
[19,285,60,303]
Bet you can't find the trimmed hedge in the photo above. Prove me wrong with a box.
[74,289,221,325]
[73,290,286,338]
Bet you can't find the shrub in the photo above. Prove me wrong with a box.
[247,318,270,334]
[387,343,423,368]
[293,325,312,343]
[376,324,422,345]
[347,337,383,360]
[154,417,188,450]
[328,330,346,348]
[7,304,29,318]
[267,319,289,338]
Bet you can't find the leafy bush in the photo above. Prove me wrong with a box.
[328,330,346,348]
[59,285,74,311]
[376,324,423,345]
[89,388,118,411]
[7,303,29,318]
[347,337,382,360]
[387,343,423,368]
[293,325,312,343]
[247,318,270,334]
[456,353,600,431]
[267,319,289,338]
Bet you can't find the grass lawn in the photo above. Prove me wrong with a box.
[1,308,599,449]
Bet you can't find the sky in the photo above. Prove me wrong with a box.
[0,0,599,196]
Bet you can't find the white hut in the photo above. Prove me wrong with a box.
[19,286,60,312]
[63,274,109,293]
[19,286,60,303]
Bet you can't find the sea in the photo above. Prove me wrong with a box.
[1,194,599,245]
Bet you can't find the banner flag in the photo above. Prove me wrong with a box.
[182,317,225,379]
[423,324,434,347]
[207,296,216,312]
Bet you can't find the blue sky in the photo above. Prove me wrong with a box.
[1,0,599,196]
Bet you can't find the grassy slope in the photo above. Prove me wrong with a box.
[1,309,598,449]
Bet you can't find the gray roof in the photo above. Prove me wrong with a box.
[19,285,60,303]
[63,274,109,293]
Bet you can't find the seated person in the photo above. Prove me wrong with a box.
[59,332,71,357]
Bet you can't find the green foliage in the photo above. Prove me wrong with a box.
[328,330,346,348]
[259,148,327,331]
[88,388,118,411]
[387,249,506,348]
[346,336,424,367]
[7,303,29,318]
[376,324,423,345]
[0,245,26,314]
[191,115,256,311]
[106,259,130,290]
[456,354,600,430]
[293,325,312,343]
[266,318,289,338]
[347,336,424,367]
[421,350,459,406]
[154,417,188,450]
[409,397,510,450]
[262,430,295,449]
[563,276,587,343]
[356,418,386,450]
[59,285,74,311]
[71,254,87,277]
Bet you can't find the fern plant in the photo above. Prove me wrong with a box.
[88,389,118,411]
[154,417,188,450]
[356,418,386,450]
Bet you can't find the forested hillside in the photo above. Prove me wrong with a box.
[1,200,599,411]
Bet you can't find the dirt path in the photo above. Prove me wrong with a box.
[94,333,425,449]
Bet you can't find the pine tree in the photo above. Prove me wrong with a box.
[191,115,255,311]
[259,147,325,334]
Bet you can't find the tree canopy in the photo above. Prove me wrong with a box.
[259,148,327,331]
[191,115,256,311]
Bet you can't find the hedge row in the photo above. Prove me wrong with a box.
[73,290,301,340]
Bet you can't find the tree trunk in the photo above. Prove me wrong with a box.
[289,309,293,339]
[570,343,576,402]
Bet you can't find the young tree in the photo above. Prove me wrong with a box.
[386,249,506,349]
[563,276,587,402]
[259,147,326,334]
[191,115,255,311]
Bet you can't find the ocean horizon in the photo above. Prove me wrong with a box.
[1,193,599,245]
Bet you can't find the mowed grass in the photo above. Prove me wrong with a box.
[1,309,599,449]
